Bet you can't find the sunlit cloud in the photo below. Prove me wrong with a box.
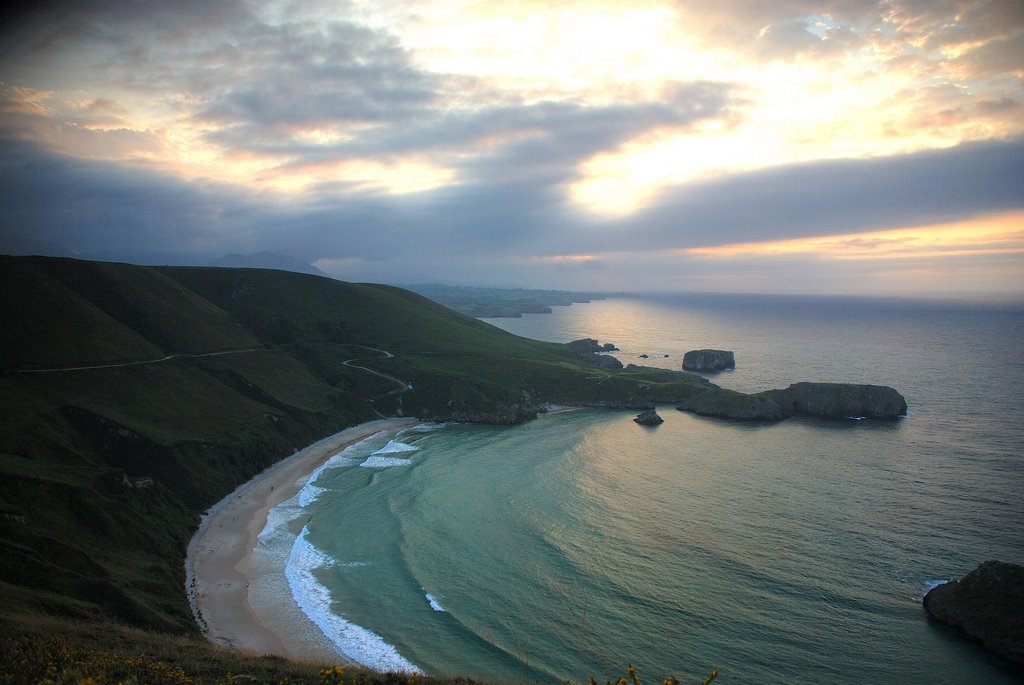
[688,211,1024,260]
[535,254,599,264]
[1,0,1022,295]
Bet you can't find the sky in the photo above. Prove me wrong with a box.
[1,0,1022,296]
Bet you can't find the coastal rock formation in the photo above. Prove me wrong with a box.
[447,403,540,425]
[923,560,1024,666]
[677,388,786,421]
[676,382,907,421]
[682,349,735,371]
[764,382,908,419]
[567,338,618,353]
[591,354,624,369]
[633,409,664,426]
[567,338,622,368]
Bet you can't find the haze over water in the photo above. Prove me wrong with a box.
[263,293,1023,683]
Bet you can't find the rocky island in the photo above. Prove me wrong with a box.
[676,382,908,421]
[682,349,735,371]
[923,560,1024,667]
[633,409,664,426]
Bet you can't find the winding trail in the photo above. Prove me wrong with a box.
[14,344,407,390]
[13,342,413,419]
[342,347,407,394]
[340,346,410,418]
[14,348,266,373]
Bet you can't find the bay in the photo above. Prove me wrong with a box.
[269,293,1024,683]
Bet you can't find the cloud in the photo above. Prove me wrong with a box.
[754,18,863,59]
[672,0,1024,71]
[194,20,437,137]
[954,32,1024,76]
[1,1,1021,295]
[4,128,1021,267]
[622,137,1024,251]
[0,137,249,257]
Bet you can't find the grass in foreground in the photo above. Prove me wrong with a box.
[0,631,718,685]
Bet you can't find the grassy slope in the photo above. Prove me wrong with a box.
[0,256,710,681]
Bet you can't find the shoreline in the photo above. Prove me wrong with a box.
[185,417,420,663]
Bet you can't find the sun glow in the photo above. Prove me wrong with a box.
[395,1,686,92]
[565,52,1003,216]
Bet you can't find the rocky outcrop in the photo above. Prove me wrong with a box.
[923,560,1024,666]
[591,354,624,369]
[763,382,907,419]
[446,404,540,425]
[566,338,618,353]
[567,338,622,368]
[676,388,787,421]
[682,349,735,371]
[677,382,907,421]
[633,409,664,426]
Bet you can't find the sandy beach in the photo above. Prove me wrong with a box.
[186,417,420,663]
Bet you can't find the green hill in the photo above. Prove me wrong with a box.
[0,256,708,680]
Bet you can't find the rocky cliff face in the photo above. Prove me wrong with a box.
[682,349,735,371]
[923,560,1024,667]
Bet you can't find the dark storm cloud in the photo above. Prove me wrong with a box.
[4,131,1021,270]
[0,137,249,258]
[194,20,436,137]
[0,0,253,86]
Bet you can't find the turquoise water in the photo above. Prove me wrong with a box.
[267,294,1024,683]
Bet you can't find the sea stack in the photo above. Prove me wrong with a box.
[682,349,735,371]
[923,560,1024,666]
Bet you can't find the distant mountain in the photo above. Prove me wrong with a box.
[211,250,327,276]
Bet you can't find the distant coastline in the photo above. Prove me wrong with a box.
[403,283,630,318]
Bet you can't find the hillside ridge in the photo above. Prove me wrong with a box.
[0,255,708,642]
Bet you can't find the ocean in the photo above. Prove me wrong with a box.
[257,293,1024,683]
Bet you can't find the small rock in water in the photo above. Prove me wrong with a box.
[634,409,664,426]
